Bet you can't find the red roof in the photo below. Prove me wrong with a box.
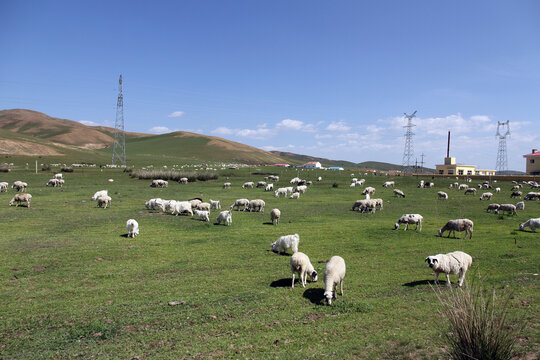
[523,152,540,157]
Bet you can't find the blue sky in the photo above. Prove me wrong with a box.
[1,1,539,170]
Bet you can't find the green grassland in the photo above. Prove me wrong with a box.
[0,168,538,359]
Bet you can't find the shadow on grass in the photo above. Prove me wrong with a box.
[303,288,325,305]
[120,234,129,238]
[402,279,435,287]
[262,222,274,225]
[270,278,291,288]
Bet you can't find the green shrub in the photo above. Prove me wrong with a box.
[332,182,339,188]
[130,169,218,182]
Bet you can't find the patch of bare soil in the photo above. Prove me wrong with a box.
[0,139,63,156]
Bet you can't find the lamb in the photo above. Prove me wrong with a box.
[437,191,448,200]
[178,177,188,184]
[265,183,274,191]
[317,176,322,182]
[362,187,376,196]
[46,179,60,187]
[209,199,221,209]
[290,252,318,288]
[126,219,139,238]
[515,201,525,211]
[97,195,112,209]
[230,198,248,211]
[196,202,211,211]
[458,184,469,190]
[495,187,501,193]
[9,193,32,207]
[12,181,27,192]
[520,218,540,232]
[274,188,288,198]
[510,191,522,198]
[92,190,108,201]
[245,199,265,212]
[393,189,405,198]
[0,182,8,192]
[216,210,232,226]
[271,234,299,254]
[188,198,202,209]
[486,203,500,213]
[194,209,210,222]
[479,192,493,200]
[464,188,477,195]
[242,181,254,189]
[438,219,474,239]
[290,192,300,199]
[394,214,423,231]
[418,180,425,188]
[54,173,63,180]
[172,201,193,216]
[324,256,346,305]
[425,251,473,287]
[382,181,395,188]
[296,185,307,194]
[256,181,266,188]
[270,208,281,225]
[145,198,163,210]
[494,204,517,215]
[222,182,232,189]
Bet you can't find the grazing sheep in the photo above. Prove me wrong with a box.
[520,218,540,232]
[362,187,376,196]
[524,192,540,200]
[494,203,517,215]
[194,210,210,222]
[358,199,377,213]
[425,251,473,287]
[216,210,232,226]
[351,178,358,183]
[230,198,249,211]
[126,219,139,238]
[245,199,265,212]
[495,187,501,193]
[486,203,500,213]
[464,188,477,195]
[438,219,474,239]
[373,198,384,210]
[290,177,301,184]
[510,191,522,198]
[97,195,112,209]
[349,183,356,188]
[418,180,425,188]
[458,184,469,191]
[356,179,365,186]
[515,201,525,211]
[242,181,254,189]
[271,234,299,254]
[12,181,27,192]
[274,188,288,198]
[479,192,493,200]
[324,256,346,305]
[393,189,405,198]
[437,191,448,200]
[265,183,274,191]
[290,252,318,288]
[256,181,266,188]
[285,186,294,194]
[317,176,322,182]
[394,214,423,231]
[511,185,521,191]
[172,201,193,216]
[0,182,8,192]
[296,185,307,194]
[196,202,211,211]
[290,192,300,199]
[425,182,435,188]
[223,182,232,189]
[150,179,168,188]
[9,193,32,207]
[178,177,188,184]
[54,173,63,180]
[145,198,163,210]
[382,181,395,188]
[46,179,60,187]
[209,199,221,209]
[92,190,108,201]
[57,179,65,187]
[270,208,281,225]
[161,199,177,213]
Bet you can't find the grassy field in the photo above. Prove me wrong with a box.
[0,167,538,359]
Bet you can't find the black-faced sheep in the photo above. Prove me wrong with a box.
[290,252,318,288]
[425,251,473,287]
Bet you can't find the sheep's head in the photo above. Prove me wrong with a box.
[271,242,277,251]
[519,223,525,231]
[437,228,443,237]
[425,257,438,268]
[310,271,318,282]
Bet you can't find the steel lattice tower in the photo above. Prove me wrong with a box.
[401,110,417,173]
[495,120,510,173]
[112,75,126,166]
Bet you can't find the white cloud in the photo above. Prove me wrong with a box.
[212,126,274,139]
[148,126,172,134]
[276,119,317,132]
[326,120,351,132]
[167,111,185,118]
[79,120,99,126]
[212,127,234,136]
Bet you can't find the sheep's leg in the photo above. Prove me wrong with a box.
[340,280,343,296]
[446,273,452,287]
[458,270,465,287]
[434,273,439,284]
[404,223,408,231]
[291,272,295,288]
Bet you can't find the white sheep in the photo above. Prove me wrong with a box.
[245,199,265,212]
[230,198,249,211]
[437,191,448,200]
[270,208,281,225]
[464,188,477,195]
[382,181,395,188]
[351,178,358,183]
[194,209,210,222]
[486,203,500,213]
[515,201,525,211]
[9,193,32,207]
[97,195,111,209]
[438,219,474,239]
[324,256,346,305]
[317,177,322,182]
[265,183,274,191]
[494,204,517,215]
[172,201,193,216]
[0,182,8,192]
[216,210,232,226]
[458,184,469,190]
[362,186,376,196]
[290,252,318,288]
[356,179,365,186]
[358,199,377,213]
[393,189,405,198]
[349,183,356,188]
[223,182,232,189]
[160,199,177,213]
[12,181,27,192]
[242,181,254,189]
[520,218,540,232]
[394,214,423,231]
[274,188,288,198]
[256,181,266,188]
[290,177,301,184]
[271,234,299,254]
[196,202,211,211]
[209,199,221,209]
[495,187,501,193]
[189,199,202,209]
[479,192,493,200]
[373,198,384,210]
[54,173,63,180]
[92,190,108,201]
[145,198,163,210]
[285,186,294,194]
[126,219,139,238]
[296,185,307,194]
[290,192,300,199]
[418,180,425,188]
[57,179,65,187]
[425,251,473,287]
[46,179,60,187]
[179,177,188,184]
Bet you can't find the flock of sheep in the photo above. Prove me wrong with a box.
[5,170,539,306]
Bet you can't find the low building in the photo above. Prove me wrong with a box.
[523,149,540,175]
[435,157,495,176]
[302,161,322,169]
[327,166,344,170]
